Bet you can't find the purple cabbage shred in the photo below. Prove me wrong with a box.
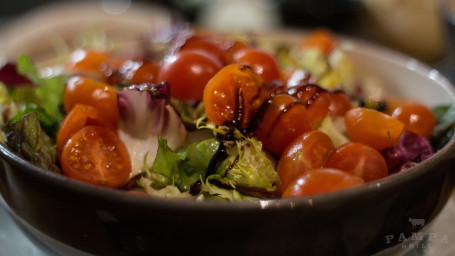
[381,131,434,174]
[0,63,31,86]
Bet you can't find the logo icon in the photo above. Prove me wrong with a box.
[408,218,425,228]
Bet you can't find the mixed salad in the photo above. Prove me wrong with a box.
[0,27,454,201]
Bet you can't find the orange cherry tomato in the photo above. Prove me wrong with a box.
[345,107,404,151]
[60,125,131,188]
[180,35,232,64]
[391,102,435,138]
[328,90,352,116]
[282,167,365,198]
[277,131,335,194]
[57,104,115,156]
[325,142,388,182]
[254,94,313,156]
[159,50,223,101]
[300,29,337,55]
[233,48,281,84]
[203,64,270,130]
[64,76,119,125]
[67,50,109,77]
[125,61,160,84]
[289,84,331,127]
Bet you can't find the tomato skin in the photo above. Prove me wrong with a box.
[300,29,336,55]
[56,104,115,156]
[125,61,160,84]
[203,64,270,130]
[289,84,331,127]
[391,103,435,138]
[325,142,388,182]
[60,125,131,188]
[345,107,404,151]
[254,94,313,156]
[282,168,364,198]
[180,36,232,64]
[277,131,335,194]
[233,48,281,84]
[64,76,119,125]
[159,50,223,101]
[329,90,352,116]
[67,50,109,77]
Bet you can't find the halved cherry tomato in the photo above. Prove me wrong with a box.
[67,50,109,77]
[300,29,336,55]
[345,107,404,151]
[159,50,223,101]
[329,90,352,116]
[325,142,388,182]
[203,64,270,130]
[56,104,115,156]
[60,125,131,188]
[254,94,313,156]
[180,36,232,64]
[277,131,335,194]
[282,167,364,198]
[391,102,435,138]
[233,48,281,84]
[289,84,331,127]
[64,76,119,125]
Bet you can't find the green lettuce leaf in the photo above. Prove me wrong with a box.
[147,136,220,192]
[12,55,68,138]
[4,111,60,173]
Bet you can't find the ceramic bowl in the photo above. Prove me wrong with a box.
[1,3,455,256]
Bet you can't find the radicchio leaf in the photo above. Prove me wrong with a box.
[117,82,187,176]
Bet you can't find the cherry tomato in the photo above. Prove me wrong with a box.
[159,50,223,101]
[300,29,336,55]
[233,48,281,84]
[67,50,109,77]
[282,168,365,198]
[64,76,119,125]
[277,131,335,194]
[223,40,248,60]
[289,84,331,127]
[391,102,435,138]
[325,142,388,182]
[180,36,232,64]
[203,64,270,129]
[57,104,115,156]
[254,94,313,156]
[345,107,404,151]
[329,90,352,116]
[124,61,160,84]
[60,125,131,188]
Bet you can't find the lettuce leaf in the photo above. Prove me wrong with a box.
[4,111,60,173]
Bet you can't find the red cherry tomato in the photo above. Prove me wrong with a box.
[159,50,223,101]
[56,104,115,156]
[126,61,160,84]
[325,142,388,182]
[180,36,232,64]
[254,94,313,156]
[277,131,335,194]
[64,76,119,125]
[282,168,365,198]
[233,48,281,84]
[391,102,435,138]
[289,84,331,127]
[203,64,270,130]
[329,90,352,116]
[60,125,131,188]
[345,107,404,151]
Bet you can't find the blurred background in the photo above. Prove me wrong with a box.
[0,0,452,65]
